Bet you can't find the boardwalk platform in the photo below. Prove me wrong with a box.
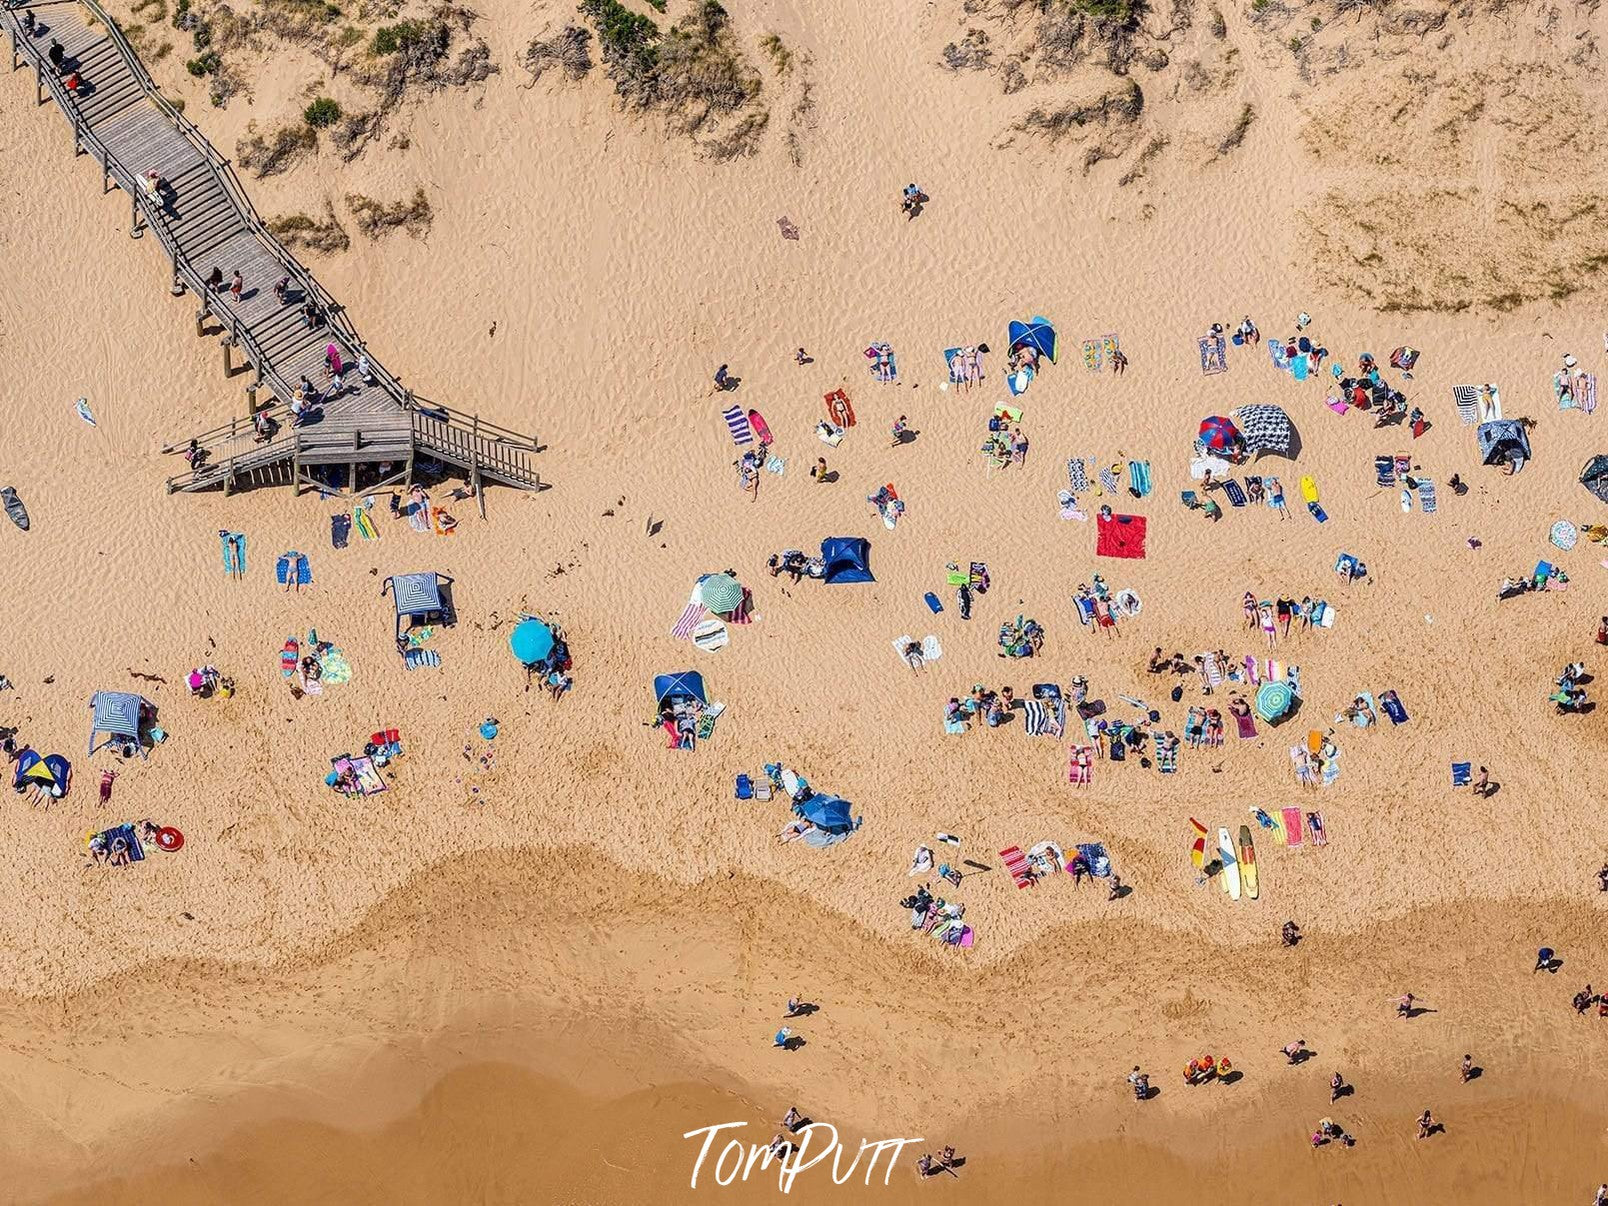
[2,0,541,501]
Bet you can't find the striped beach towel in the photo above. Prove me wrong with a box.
[1582,373,1598,414]
[1417,479,1437,513]
[1281,806,1304,847]
[1452,385,1479,426]
[1021,700,1049,736]
[722,405,754,445]
[1129,460,1152,497]
[403,649,440,670]
[1223,480,1247,507]
[1067,458,1089,495]
[1202,652,1224,690]
[1098,465,1120,495]
[671,593,706,640]
[1000,845,1036,888]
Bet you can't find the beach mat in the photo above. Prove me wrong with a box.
[1452,385,1479,425]
[403,649,440,670]
[722,405,754,446]
[1222,480,1247,507]
[1199,335,1227,375]
[1095,512,1147,559]
[1000,846,1036,888]
[331,514,351,548]
[1128,460,1152,498]
[1281,807,1304,847]
[1235,712,1257,739]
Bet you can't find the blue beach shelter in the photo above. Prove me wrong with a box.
[382,571,454,650]
[89,691,152,758]
[820,537,873,584]
[654,671,708,709]
[793,793,859,835]
[1007,316,1059,363]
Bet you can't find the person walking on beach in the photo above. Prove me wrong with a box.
[1330,1071,1345,1103]
[795,347,809,365]
[1595,1182,1607,1206]
[229,270,243,302]
[1416,1109,1437,1139]
[1397,992,1415,1019]
[714,364,732,391]
[891,414,909,446]
[1283,920,1302,947]
[1537,947,1556,973]
[810,456,828,484]
[1460,1054,1474,1083]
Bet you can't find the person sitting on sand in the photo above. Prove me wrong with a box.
[1416,1110,1435,1140]
[1283,920,1302,947]
[1598,864,1608,893]
[1283,1039,1307,1064]
[915,1154,934,1178]
[1573,985,1594,1014]
[1396,992,1415,1019]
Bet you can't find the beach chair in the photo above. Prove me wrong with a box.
[999,846,1037,888]
[1067,745,1094,786]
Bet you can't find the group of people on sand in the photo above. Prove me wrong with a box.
[87,819,170,866]
[1241,591,1324,646]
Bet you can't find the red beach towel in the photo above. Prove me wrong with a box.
[1096,512,1147,559]
[1000,846,1036,888]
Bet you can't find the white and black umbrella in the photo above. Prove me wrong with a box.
[1230,404,1295,458]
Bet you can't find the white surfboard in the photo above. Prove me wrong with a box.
[1219,827,1241,901]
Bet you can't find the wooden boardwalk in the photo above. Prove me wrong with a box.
[2,0,541,498]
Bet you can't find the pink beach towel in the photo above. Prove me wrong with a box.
[671,593,706,640]
[1281,807,1304,847]
[1244,655,1261,686]
[1000,846,1035,888]
[1235,712,1257,739]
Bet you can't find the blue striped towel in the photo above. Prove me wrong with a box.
[1098,465,1120,495]
[722,405,753,445]
[404,649,441,670]
[1129,460,1152,497]
[1417,479,1436,513]
[1223,480,1247,507]
[1451,761,1471,787]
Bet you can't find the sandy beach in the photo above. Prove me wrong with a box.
[3,0,1608,1199]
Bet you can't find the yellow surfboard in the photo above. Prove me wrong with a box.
[1238,824,1259,900]
[1300,475,1319,504]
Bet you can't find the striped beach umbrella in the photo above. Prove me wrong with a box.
[699,574,745,614]
[1254,680,1294,723]
[1197,415,1241,452]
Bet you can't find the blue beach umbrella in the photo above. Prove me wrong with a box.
[1255,680,1294,723]
[509,617,555,665]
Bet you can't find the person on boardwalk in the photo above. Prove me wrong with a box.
[274,276,290,304]
[207,266,224,292]
[230,270,243,302]
[47,40,64,73]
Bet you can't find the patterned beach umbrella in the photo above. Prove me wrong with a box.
[699,573,745,614]
[1230,405,1294,457]
[1254,680,1294,723]
[1197,415,1241,452]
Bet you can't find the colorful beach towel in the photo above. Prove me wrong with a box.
[1075,842,1112,877]
[672,591,707,640]
[1235,712,1257,739]
[1281,807,1304,847]
[1101,333,1121,366]
[1000,846,1036,888]
[1128,460,1152,498]
[1222,480,1247,507]
[403,649,440,670]
[1067,457,1089,495]
[1199,335,1228,376]
[722,405,754,446]
[354,507,379,540]
[1417,479,1436,513]
[1081,339,1104,372]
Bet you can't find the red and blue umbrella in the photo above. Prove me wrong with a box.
[1198,415,1241,452]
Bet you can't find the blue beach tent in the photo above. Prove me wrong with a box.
[654,671,708,708]
[821,537,873,584]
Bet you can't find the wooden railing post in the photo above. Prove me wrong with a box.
[221,335,232,377]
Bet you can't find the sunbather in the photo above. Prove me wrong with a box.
[778,819,814,843]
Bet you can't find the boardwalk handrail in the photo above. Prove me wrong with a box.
[408,396,540,452]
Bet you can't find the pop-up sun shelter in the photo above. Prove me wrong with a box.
[820,537,873,584]
[382,571,455,651]
[793,792,860,835]
[1581,455,1608,504]
[89,691,153,758]
[1477,419,1531,473]
[654,671,708,709]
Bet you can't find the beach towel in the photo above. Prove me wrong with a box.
[407,500,431,532]
[330,513,351,549]
[354,507,379,540]
[1452,385,1479,426]
[1021,699,1049,736]
[1374,455,1394,488]
[1381,690,1408,725]
[920,635,943,662]
[1582,373,1598,415]
[1067,457,1089,495]
[352,756,386,795]
[693,619,730,652]
[76,397,96,426]
[1451,761,1471,787]
[671,590,706,640]
[1235,712,1258,739]
[1000,846,1036,888]
[1244,655,1261,686]
[1068,745,1094,786]
[722,405,754,446]
[1102,334,1121,366]
[1095,512,1146,559]
[1321,755,1340,788]
[1081,339,1104,372]
[1128,460,1152,498]
[1222,480,1247,507]
[219,531,247,578]
[1281,806,1304,847]
[1098,465,1120,495]
[1551,520,1578,551]
[1202,652,1224,690]
[1417,479,1436,513]
[1157,744,1178,774]
[1075,842,1112,877]
[1199,335,1228,375]
[1265,476,1284,509]
[403,649,440,670]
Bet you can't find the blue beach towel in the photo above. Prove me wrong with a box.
[1075,842,1112,877]
[1128,460,1152,498]
[1292,354,1309,382]
[331,514,351,549]
[722,405,753,446]
[404,649,441,670]
[219,531,247,577]
[1222,480,1247,507]
[1451,761,1471,787]
[1199,336,1228,375]
[1381,690,1409,725]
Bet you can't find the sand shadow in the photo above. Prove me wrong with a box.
[1109,884,1134,900]
[1331,1083,1355,1101]
[780,1036,806,1052]
[1537,957,1562,974]
[823,471,840,483]
[786,1116,814,1133]
[1403,1006,1436,1019]
[893,429,919,447]
[1139,1084,1160,1101]
[1220,1070,1244,1086]
[962,859,992,873]
[1465,1066,1484,1082]
[1482,782,1502,799]
[1289,1049,1317,1066]
[786,1003,820,1019]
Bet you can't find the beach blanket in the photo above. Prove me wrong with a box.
[1374,455,1395,488]
[1202,652,1224,690]
[403,649,440,670]
[1281,807,1304,847]
[1068,745,1094,786]
[1235,712,1258,739]
[352,756,386,795]
[354,507,379,540]
[1075,842,1111,877]
[1128,460,1152,498]
[1095,512,1147,559]
[1102,334,1120,366]
[1199,335,1228,375]
[1157,744,1178,774]
[1097,465,1121,496]
[1067,457,1089,495]
[1222,480,1247,507]
[319,648,351,685]
[866,343,897,382]
[1551,520,1578,551]
[1582,373,1598,415]
[1452,385,1479,426]
[1021,699,1049,736]
[331,514,350,549]
[1000,846,1036,888]
[1081,339,1104,372]
[1451,761,1472,787]
[1321,754,1340,788]
[1417,479,1436,513]
[722,405,754,446]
